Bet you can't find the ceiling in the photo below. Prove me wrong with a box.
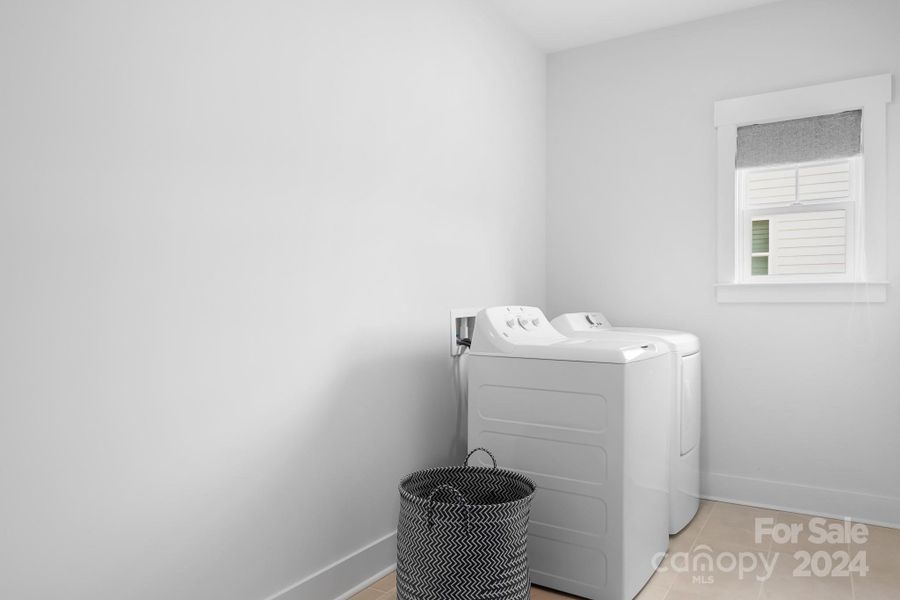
[488,0,783,53]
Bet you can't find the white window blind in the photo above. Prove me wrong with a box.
[736,110,861,168]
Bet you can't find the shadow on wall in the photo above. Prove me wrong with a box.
[105,342,473,600]
[255,343,470,594]
[449,353,469,463]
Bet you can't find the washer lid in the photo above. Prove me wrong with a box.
[471,306,669,364]
[613,327,700,356]
[552,312,700,356]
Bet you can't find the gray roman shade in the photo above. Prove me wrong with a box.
[736,110,862,168]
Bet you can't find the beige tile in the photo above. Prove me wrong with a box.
[852,524,900,600]
[651,502,769,600]
[350,589,386,600]
[377,591,397,600]
[854,575,900,600]
[642,552,681,593]
[768,512,850,555]
[693,501,779,554]
[852,523,900,571]
[664,511,770,600]
[635,569,673,600]
[668,528,697,554]
[670,500,716,553]
[759,551,852,600]
[369,571,396,592]
[530,584,581,598]
[695,499,718,525]
[666,564,763,600]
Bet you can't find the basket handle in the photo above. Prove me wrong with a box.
[426,484,470,531]
[465,447,497,469]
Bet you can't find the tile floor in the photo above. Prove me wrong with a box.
[353,500,900,600]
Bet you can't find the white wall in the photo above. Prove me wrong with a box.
[0,2,545,599]
[547,0,900,526]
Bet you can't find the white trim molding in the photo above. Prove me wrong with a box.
[262,530,397,600]
[715,281,888,303]
[702,471,900,530]
[714,74,892,303]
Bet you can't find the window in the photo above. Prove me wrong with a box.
[713,75,891,303]
[738,157,860,282]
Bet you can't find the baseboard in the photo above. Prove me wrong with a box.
[259,475,898,600]
[701,471,900,529]
[263,531,397,600]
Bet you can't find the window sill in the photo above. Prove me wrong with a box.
[715,281,888,303]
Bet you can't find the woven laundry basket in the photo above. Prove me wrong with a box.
[396,448,536,600]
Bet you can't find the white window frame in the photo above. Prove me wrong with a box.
[713,74,891,303]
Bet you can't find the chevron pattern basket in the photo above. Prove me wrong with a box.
[396,448,536,600]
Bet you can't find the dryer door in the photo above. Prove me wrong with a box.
[680,352,701,456]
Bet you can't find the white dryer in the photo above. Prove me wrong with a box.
[552,312,701,534]
[468,306,673,600]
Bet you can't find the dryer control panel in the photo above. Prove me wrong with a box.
[553,311,612,332]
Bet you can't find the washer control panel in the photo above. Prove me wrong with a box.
[475,306,565,347]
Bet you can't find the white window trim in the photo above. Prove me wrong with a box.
[713,74,891,303]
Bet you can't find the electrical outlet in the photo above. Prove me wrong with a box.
[449,307,480,356]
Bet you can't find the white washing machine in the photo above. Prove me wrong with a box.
[552,312,701,535]
[468,306,673,600]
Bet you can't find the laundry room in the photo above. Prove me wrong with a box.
[1,1,898,599]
